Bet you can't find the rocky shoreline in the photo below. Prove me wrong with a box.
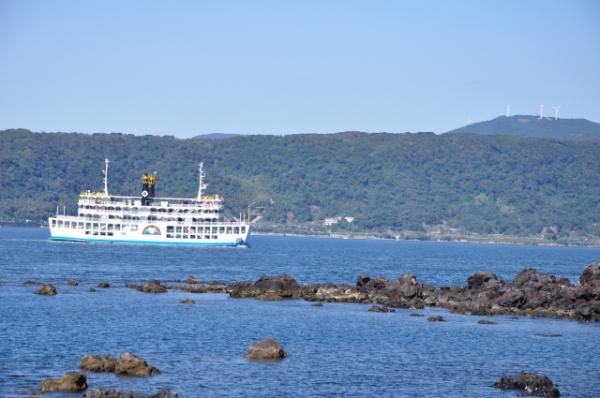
[120,263,600,322]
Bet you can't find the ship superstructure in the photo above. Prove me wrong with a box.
[48,160,250,246]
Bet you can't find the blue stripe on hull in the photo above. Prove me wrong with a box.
[49,236,244,247]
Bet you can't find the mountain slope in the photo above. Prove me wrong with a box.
[446,115,600,141]
[1,129,599,240]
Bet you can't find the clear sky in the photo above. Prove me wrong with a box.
[1,0,599,137]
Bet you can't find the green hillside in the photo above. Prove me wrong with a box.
[1,129,599,242]
[446,115,600,141]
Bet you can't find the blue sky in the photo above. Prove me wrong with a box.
[1,0,598,137]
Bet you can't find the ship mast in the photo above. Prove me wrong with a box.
[197,162,207,200]
[103,159,110,197]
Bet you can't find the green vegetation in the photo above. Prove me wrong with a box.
[1,128,599,242]
[447,115,600,141]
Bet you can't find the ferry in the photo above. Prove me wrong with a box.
[48,160,250,247]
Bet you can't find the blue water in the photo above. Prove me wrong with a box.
[1,227,599,397]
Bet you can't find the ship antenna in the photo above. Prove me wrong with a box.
[197,162,207,200]
[103,159,110,197]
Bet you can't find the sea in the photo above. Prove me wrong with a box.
[1,227,599,397]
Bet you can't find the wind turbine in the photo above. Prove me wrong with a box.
[553,105,561,120]
[539,104,544,119]
[506,104,511,117]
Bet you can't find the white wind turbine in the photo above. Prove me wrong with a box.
[553,105,561,120]
[506,104,511,117]
[539,104,544,119]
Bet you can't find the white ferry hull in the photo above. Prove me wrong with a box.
[48,219,250,247]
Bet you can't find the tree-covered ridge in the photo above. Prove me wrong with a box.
[1,128,599,240]
[446,115,600,141]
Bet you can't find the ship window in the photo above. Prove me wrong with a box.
[234,227,240,234]
[183,234,188,239]
[212,235,217,239]
[51,220,56,227]
[130,225,138,231]
[115,224,121,231]
[116,207,121,211]
[108,224,113,230]
[204,235,210,239]
[167,226,174,233]
[219,227,225,234]
[190,235,195,239]
[190,227,196,233]
[176,226,182,233]
[71,222,77,229]
[176,234,181,239]
[241,227,246,233]
[107,232,114,236]
[167,233,173,238]
[183,227,189,233]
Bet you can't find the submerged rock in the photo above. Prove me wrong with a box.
[245,338,287,360]
[67,279,79,287]
[38,371,87,393]
[477,319,497,325]
[35,284,57,296]
[493,372,560,397]
[88,288,97,292]
[114,352,160,376]
[180,298,195,304]
[311,302,324,307]
[80,354,118,372]
[97,282,110,288]
[368,305,395,313]
[185,275,198,284]
[83,388,178,398]
[410,313,424,317]
[427,315,445,322]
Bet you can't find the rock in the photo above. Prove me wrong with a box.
[35,284,57,296]
[114,352,160,376]
[79,354,117,372]
[83,389,178,398]
[23,279,41,285]
[185,275,198,284]
[67,279,79,286]
[311,302,324,307]
[477,319,497,325]
[97,282,110,288]
[368,305,394,313]
[410,313,424,317]
[580,263,600,289]
[180,298,195,304]
[230,275,301,300]
[493,372,560,397]
[427,315,445,322]
[38,371,87,393]
[356,274,371,290]
[88,288,97,292]
[129,280,168,294]
[244,338,287,360]
[467,271,498,290]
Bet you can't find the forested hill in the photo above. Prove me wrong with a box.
[446,115,600,141]
[1,128,599,241]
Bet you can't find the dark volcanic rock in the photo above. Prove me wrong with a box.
[427,315,445,322]
[35,284,57,296]
[83,388,178,398]
[245,338,287,360]
[114,352,160,376]
[128,280,168,293]
[230,275,301,300]
[97,282,110,288]
[80,354,118,372]
[580,263,600,289]
[38,371,87,393]
[467,271,497,290]
[493,372,560,397]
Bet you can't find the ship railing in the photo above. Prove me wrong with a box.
[49,215,247,226]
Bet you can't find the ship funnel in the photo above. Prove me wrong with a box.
[141,173,156,205]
